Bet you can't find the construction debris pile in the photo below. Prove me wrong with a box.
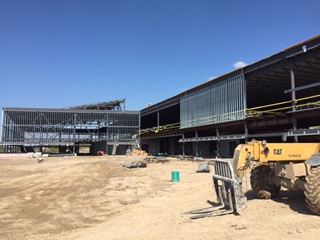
[126,149,148,157]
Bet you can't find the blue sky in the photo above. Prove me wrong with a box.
[1,0,319,115]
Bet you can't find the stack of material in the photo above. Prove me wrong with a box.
[126,149,148,157]
[196,163,211,173]
[121,161,147,168]
[144,156,171,164]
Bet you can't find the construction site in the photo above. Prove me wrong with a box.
[140,35,320,157]
[1,35,320,157]
[0,99,140,155]
[2,35,320,240]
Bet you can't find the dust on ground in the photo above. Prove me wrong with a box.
[1,155,320,240]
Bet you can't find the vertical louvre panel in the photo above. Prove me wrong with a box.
[180,75,245,129]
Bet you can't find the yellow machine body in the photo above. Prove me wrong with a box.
[185,140,320,218]
[234,140,320,175]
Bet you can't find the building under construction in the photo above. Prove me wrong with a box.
[1,35,320,156]
[140,35,320,157]
[1,99,140,155]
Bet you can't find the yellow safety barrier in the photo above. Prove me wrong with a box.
[246,94,320,118]
[140,95,320,133]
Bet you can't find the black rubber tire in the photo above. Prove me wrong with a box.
[304,166,320,215]
[250,165,280,199]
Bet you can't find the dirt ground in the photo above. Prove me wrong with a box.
[1,155,320,240]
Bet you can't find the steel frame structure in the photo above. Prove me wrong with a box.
[140,35,320,157]
[1,107,140,152]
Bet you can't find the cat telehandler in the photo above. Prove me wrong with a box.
[185,139,320,219]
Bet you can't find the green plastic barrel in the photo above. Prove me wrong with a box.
[171,171,180,182]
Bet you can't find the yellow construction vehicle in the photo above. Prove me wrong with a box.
[185,140,320,219]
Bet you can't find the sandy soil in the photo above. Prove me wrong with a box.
[1,155,320,240]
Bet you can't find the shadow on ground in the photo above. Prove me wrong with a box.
[246,189,313,216]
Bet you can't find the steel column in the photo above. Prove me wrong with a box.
[290,60,298,143]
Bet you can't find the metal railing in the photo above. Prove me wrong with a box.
[140,94,320,136]
[246,94,320,118]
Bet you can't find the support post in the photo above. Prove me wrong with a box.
[157,110,160,132]
[244,120,248,143]
[73,114,76,153]
[290,61,298,143]
[182,133,185,157]
[195,130,198,157]
[216,127,220,158]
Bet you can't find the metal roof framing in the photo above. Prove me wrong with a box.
[140,35,320,144]
[64,98,126,111]
[1,107,140,148]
